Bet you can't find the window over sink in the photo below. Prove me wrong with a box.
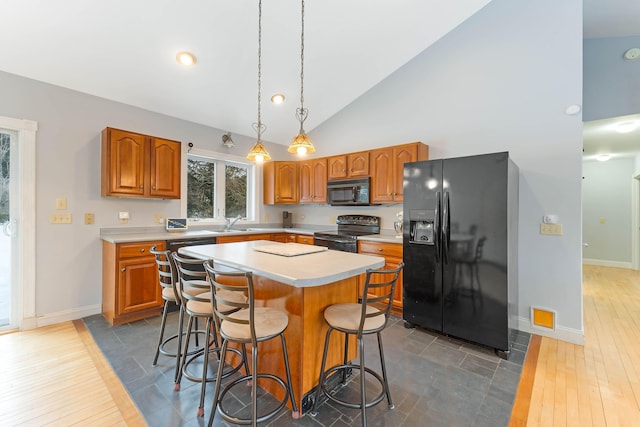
[186,152,256,222]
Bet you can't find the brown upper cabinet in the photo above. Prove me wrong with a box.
[101,127,181,199]
[299,158,327,204]
[264,161,298,204]
[370,142,429,203]
[327,151,369,180]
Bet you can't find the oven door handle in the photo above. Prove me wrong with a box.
[313,236,354,245]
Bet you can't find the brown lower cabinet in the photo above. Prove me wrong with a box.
[357,240,403,314]
[102,240,165,326]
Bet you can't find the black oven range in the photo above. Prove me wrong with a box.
[313,215,380,253]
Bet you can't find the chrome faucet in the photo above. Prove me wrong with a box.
[224,215,242,231]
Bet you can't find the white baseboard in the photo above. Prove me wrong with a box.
[517,316,584,346]
[21,304,102,330]
[582,258,632,269]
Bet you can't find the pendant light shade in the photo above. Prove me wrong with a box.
[247,0,271,162]
[288,0,315,156]
[247,140,271,162]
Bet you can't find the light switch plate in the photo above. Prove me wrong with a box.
[540,223,562,235]
[55,198,67,210]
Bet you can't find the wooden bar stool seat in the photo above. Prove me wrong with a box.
[204,260,299,427]
[310,262,404,426]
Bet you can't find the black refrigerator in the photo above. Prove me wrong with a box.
[402,152,518,356]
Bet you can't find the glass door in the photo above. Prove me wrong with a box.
[0,129,15,329]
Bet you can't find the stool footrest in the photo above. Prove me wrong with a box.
[217,373,291,425]
[320,364,386,410]
[183,346,244,383]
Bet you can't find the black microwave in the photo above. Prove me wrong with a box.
[327,177,375,206]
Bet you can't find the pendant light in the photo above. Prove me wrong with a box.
[247,0,271,162]
[288,0,315,155]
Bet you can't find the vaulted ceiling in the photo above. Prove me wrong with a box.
[1,1,638,156]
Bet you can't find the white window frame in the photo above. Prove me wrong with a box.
[182,147,259,226]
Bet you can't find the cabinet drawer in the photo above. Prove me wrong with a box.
[296,235,314,245]
[358,241,402,258]
[118,241,165,258]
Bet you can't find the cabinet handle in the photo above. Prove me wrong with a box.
[121,268,126,272]
[140,248,145,253]
[152,186,156,190]
[139,185,144,189]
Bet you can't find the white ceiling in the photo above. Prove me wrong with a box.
[1,0,639,157]
[583,0,640,161]
[0,0,492,145]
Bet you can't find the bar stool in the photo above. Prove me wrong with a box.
[203,259,299,427]
[172,252,247,417]
[150,246,206,383]
[310,262,404,426]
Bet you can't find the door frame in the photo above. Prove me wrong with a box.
[0,116,37,330]
[632,172,640,270]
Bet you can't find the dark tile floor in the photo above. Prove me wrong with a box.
[83,312,529,427]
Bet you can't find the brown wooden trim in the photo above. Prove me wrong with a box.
[509,333,542,426]
[73,319,146,426]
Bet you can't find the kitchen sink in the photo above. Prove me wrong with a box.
[209,228,248,234]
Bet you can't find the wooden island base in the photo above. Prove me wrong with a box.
[241,274,358,413]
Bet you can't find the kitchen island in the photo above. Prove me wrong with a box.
[179,240,385,413]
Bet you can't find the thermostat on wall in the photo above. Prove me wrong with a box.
[166,218,188,231]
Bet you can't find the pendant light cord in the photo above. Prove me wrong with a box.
[256,0,264,140]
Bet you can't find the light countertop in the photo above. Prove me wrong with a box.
[357,231,404,244]
[100,226,327,244]
[179,240,385,288]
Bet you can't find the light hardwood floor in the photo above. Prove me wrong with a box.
[511,264,640,426]
[1,265,638,426]
[0,320,145,426]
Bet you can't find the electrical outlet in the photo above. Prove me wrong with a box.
[264,213,269,221]
[300,215,305,221]
[55,198,67,210]
[153,213,164,224]
[540,223,562,235]
[329,216,336,223]
[50,213,72,224]
[84,213,95,224]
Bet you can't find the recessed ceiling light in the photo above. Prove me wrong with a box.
[623,47,640,61]
[596,154,611,162]
[176,51,197,66]
[565,104,581,115]
[616,121,637,133]
[271,94,285,104]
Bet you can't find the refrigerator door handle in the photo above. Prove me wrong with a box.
[442,191,450,264]
[434,191,441,262]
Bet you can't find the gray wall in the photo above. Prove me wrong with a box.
[582,158,633,265]
[309,0,584,338]
[583,36,640,122]
[0,70,289,317]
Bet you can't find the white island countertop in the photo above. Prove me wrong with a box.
[179,240,385,288]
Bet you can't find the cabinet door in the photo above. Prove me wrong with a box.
[348,151,369,177]
[275,162,298,204]
[327,155,348,180]
[150,137,181,199]
[104,128,146,196]
[392,144,419,202]
[299,160,314,203]
[311,158,328,203]
[117,256,163,315]
[357,241,403,311]
[370,147,394,203]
